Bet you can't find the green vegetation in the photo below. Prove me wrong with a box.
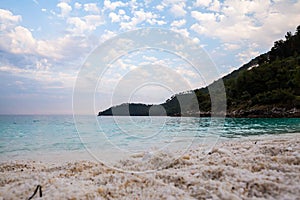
[222,25,300,113]
[98,103,151,116]
[99,25,300,117]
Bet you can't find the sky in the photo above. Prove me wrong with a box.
[0,0,300,114]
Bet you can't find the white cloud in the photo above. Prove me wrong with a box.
[0,8,100,69]
[0,9,22,29]
[142,55,158,62]
[170,2,187,17]
[175,68,198,79]
[67,15,103,35]
[35,58,50,71]
[74,2,82,9]
[223,43,240,50]
[189,0,300,66]
[170,19,186,27]
[0,65,76,88]
[99,30,116,42]
[190,0,300,50]
[0,11,30,54]
[194,0,212,7]
[236,47,259,64]
[109,12,120,23]
[120,10,160,30]
[104,0,127,11]
[190,23,207,34]
[9,26,36,54]
[192,37,200,44]
[191,11,216,22]
[156,4,164,11]
[162,0,186,4]
[56,2,72,18]
[108,10,132,24]
[67,17,88,34]
[118,9,125,15]
[155,20,167,25]
[115,59,132,70]
[83,3,100,13]
[171,27,190,38]
[84,15,103,27]
[36,36,77,60]
[209,0,221,12]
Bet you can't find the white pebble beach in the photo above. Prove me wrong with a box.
[1,133,299,199]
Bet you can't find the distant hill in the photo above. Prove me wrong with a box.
[99,25,300,118]
[98,103,167,116]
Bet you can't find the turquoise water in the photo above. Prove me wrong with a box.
[0,115,299,160]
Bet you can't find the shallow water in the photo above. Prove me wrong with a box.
[0,115,299,162]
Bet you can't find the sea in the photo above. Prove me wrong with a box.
[1,115,300,164]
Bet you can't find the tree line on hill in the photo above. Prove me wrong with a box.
[99,25,300,118]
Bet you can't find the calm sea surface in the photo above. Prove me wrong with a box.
[0,115,299,162]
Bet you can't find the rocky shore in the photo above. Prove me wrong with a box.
[179,107,300,118]
[226,107,300,118]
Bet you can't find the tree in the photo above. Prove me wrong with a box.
[296,25,300,36]
[285,31,292,40]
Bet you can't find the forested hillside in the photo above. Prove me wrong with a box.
[99,26,300,117]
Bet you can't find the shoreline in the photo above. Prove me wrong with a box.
[1,133,299,199]
[99,106,300,118]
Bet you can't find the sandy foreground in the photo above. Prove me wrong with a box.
[1,133,300,200]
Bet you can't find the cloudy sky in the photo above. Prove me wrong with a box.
[0,0,300,114]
